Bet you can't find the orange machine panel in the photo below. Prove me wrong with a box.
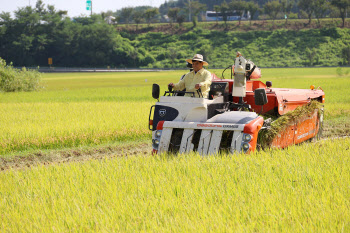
[270,110,320,148]
[270,124,296,148]
[294,110,319,144]
[213,79,325,116]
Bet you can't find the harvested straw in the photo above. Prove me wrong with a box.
[258,100,323,149]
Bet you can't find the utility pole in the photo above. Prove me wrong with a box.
[86,0,92,16]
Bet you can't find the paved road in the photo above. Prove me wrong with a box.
[26,67,169,73]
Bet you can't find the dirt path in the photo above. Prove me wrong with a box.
[0,142,152,171]
[1,121,348,171]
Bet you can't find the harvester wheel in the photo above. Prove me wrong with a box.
[168,129,183,153]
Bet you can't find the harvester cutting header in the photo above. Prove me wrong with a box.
[149,52,325,155]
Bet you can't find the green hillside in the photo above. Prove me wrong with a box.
[120,26,350,68]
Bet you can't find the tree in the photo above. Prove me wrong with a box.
[168,8,180,24]
[329,5,340,23]
[0,12,12,26]
[168,7,186,27]
[229,0,247,26]
[74,23,121,67]
[264,1,282,24]
[43,5,67,25]
[35,0,46,17]
[298,0,315,24]
[314,0,329,26]
[132,10,144,29]
[246,2,260,26]
[219,1,231,29]
[120,7,133,25]
[14,6,40,30]
[158,0,178,16]
[281,0,292,24]
[331,0,350,27]
[176,14,186,27]
[12,34,34,65]
[144,8,159,27]
[185,0,207,27]
[213,5,221,24]
[187,0,206,26]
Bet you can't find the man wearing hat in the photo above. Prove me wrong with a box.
[168,54,212,98]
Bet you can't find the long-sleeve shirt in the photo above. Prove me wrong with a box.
[173,68,212,98]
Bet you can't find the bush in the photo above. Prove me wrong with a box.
[0,58,42,92]
[288,13,298,19]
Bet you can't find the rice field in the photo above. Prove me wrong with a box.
[1,138,349,232]
[0,67,350,231]
[0,67,349,155]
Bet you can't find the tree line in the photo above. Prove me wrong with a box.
[113,0,350,28]
[0,1,156,67]
[0,0,350,68]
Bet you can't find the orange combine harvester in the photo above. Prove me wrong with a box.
[149,52,325,155]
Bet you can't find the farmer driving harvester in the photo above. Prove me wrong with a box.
[168,54,212,98]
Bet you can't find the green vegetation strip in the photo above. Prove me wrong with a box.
[1,138,349,232]
[0,58,42,92]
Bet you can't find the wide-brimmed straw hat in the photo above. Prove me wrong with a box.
[186,54,209,66]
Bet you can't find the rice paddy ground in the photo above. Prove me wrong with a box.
[0,67,349,157]
[1,67,350,232]
[1,137,349,232]
[0,67,348,168]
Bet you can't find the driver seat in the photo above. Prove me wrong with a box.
[208,82,229,100]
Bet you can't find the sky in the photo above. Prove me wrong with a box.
[0,0,167,18]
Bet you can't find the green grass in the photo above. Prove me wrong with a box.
[1,137,349,232]
[0,67,349,155]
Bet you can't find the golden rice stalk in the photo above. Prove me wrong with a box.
[258,100,323,148]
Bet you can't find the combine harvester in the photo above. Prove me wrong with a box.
[148,53,325,155]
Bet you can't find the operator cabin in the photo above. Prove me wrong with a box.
[168,54,212,98]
